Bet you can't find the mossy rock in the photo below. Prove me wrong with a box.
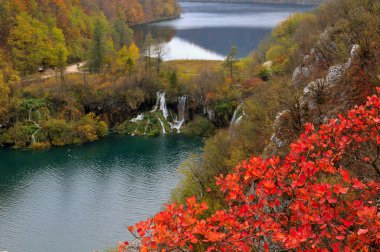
[115,111,171,136]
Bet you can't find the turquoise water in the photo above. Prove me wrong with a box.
[0,135,202,252]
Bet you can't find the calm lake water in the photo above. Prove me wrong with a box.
[0,136,202,252]
[133,1,314,60]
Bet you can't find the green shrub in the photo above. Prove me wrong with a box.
[43,119,75,146]
[96,121,109,137]
[1,122,38,148]
[183,116,215,136]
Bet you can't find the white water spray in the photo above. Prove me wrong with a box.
[230,103,244,126]
[130,114,144,123]
[158,117,166,134]
[28,110,41,146]
[229,103,245,136]
[31,122,40,145]
[144,119,150,135]
[152,92,168,120]
[206,106,214,120]
[170,96,188,133]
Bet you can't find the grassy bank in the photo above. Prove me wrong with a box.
[163,60,223,75]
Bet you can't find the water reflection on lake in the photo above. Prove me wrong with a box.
[133,1,315,60]
[0,136,202,252]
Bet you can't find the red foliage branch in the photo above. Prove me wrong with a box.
[122,90,380,252]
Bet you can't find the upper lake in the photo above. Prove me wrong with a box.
[133,1,315,60]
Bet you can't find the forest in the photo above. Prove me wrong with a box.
[0,0,180,74]
[0,0,182,148]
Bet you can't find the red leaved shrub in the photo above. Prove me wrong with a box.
[122,89,380,251]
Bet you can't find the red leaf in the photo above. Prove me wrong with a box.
[357,229,369,235]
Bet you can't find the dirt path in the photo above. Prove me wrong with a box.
[65,62,86,74]
[41,62,86,79]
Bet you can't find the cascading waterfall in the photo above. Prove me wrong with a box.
[144,119,150,135]
[203,104,214,120]
[230,103,244,126]
[206,106,214,121]
[128,92,190,135]
[170,96,187,133]
[29,110,41,146]
[130,114,144,123]
[157,117,166,134]
[31,122,40,145]
[230,103,245,135]
[159,93,168,120]
[152,91,168,120]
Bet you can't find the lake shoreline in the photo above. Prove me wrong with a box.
[180,0,321,5]
[130,14,182,27]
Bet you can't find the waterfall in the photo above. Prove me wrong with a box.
[230,103,244,126]
[144,119,150,135]
[159,93,168,120]
[170,96,187,133]
[31,123,40,145]
[230,103,245,136]
[130,114,144,123]
[206,106,214,120]
[157,117,166,134]
[152,92,168,120]
[203,104,213,120]
[28,109,41,146]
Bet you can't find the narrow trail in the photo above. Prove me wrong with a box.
[41,62,86,80]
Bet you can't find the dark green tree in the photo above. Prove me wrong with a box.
[169,71,177,90]
[143,33,155,72]
[224,45,238,82]
[89,19,107,73]
[112,18,133,50]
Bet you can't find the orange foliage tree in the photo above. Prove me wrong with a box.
[121,89,380,251]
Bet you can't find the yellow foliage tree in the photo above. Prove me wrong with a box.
[116,43,140,75]
[129,42,140,63]
[0,73,10,125]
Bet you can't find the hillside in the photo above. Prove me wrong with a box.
[0,0,180,76]
[122,0,380,250]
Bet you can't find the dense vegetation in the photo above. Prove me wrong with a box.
[116,0,380,250]
[126,91,380,251]
[0,0,180,73]
[170,0,380,209]
[0,0,182,148]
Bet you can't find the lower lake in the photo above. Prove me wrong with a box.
[0,136,202,252]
